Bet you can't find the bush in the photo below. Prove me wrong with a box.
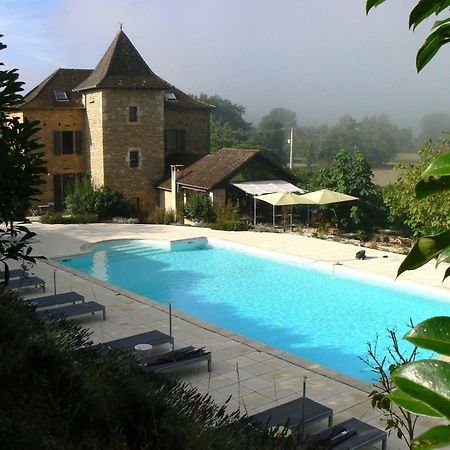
[212,219,248,231]
[212,200,239,223]
[148,208,175,224]
[65,180,134,220]
[181,193,215,223]
[40,213,98,224]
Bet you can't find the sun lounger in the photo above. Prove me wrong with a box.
[139,346,212,372]
[26,292,85,309]
[248,397,333,431]
[103,330,174,351]
[310,417,387,450]
[0,268,27,280]
[38,301,106,321]
[6,276,45,291]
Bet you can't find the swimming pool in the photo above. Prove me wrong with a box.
[59,238,450,381]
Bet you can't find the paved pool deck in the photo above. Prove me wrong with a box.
[17,223,450,450]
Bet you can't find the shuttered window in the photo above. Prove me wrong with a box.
[53,131,83,155]
[164,129,186,153]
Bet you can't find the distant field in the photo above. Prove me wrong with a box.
[374,152,420,186]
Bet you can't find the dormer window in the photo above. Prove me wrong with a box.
[128,106,138,122]
[54,90,69,101]
[164,92,177,101]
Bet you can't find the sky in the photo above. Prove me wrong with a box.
[1,0,448,133]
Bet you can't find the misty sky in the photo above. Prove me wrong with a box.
[1,0,448,132]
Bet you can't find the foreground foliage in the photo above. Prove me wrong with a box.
[367,0,450,71]
[0,289,313,450]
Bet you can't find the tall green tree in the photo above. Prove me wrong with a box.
[254,116,286,163]
[418,112,450,144]
[198,93,251,131]
[315,148,387,230]
[0,35,46,279]
[210,120,249,153]
[0,36,46,228]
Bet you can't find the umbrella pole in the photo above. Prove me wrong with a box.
[273,205,275,227]
[253,196,257,226]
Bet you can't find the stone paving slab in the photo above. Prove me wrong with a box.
[15,223,450,450]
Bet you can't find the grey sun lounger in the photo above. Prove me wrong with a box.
[248,397,333,431]
[103,330,174,351]
[6,276,46,291]
[310,417,387,450]
[38,301,106,321]
[139,346,212,372]
[0,268,27,280]
[26,292,85,309]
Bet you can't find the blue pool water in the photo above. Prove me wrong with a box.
[59,239,450,381]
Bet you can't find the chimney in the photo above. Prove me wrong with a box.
[170,165,183,220]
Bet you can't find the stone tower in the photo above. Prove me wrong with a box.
[74,30,171,212]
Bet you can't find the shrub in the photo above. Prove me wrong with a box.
[65,180,134,220]
[40,213,98,224]
[212,219,248,231]
[181,193,215,223]
[212,200,240,222]
[148,207,175,225]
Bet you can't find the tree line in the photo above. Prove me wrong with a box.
[198,93,450,167]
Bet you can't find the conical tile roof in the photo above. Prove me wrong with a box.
[74,30,172,91]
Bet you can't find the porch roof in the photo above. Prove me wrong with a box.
[231,180,305,196]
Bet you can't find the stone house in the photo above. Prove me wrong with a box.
[15,30,212,212]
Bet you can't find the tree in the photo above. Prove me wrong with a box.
[418,112,450,144]
[314,149,387,231]
[198,93,251,131]
[255,116,286,163]
[384,141,450,236]
[210,120,249,153]
[0,35,45,280]
[0,38,46,229]
[366,0,450,72]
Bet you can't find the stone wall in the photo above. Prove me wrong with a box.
[100,89,165,212]
[22,109,86,207]
[83,91,104,186]
[164,109,210,155]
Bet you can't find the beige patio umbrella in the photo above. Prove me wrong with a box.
[255,192,316,226]
[296,189,358,205]
[296,189,359,226]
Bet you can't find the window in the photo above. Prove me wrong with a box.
[53,130,83,155]
[164,129,186,153]
[54,90,69,101]
[164,92,177,101]
[129,150,140,168]
[128,106,138,122]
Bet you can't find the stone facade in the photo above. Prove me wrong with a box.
[22,109,86,208]
[165,109,209,156]
[89,89,165,212]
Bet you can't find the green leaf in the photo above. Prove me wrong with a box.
[435,247,450,267]
[405,317,450,356]
[417,23,450,72]
[416,176,450,198]
[392,360,450,420]
[422,152,450,178]
[410,0,450,30]
[397,230,450,277]
[389,389,442,417]
[366,0,387,14]
[413,425,450,450]
[443,266,450,281]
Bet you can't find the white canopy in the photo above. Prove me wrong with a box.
[232,180,305,196]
